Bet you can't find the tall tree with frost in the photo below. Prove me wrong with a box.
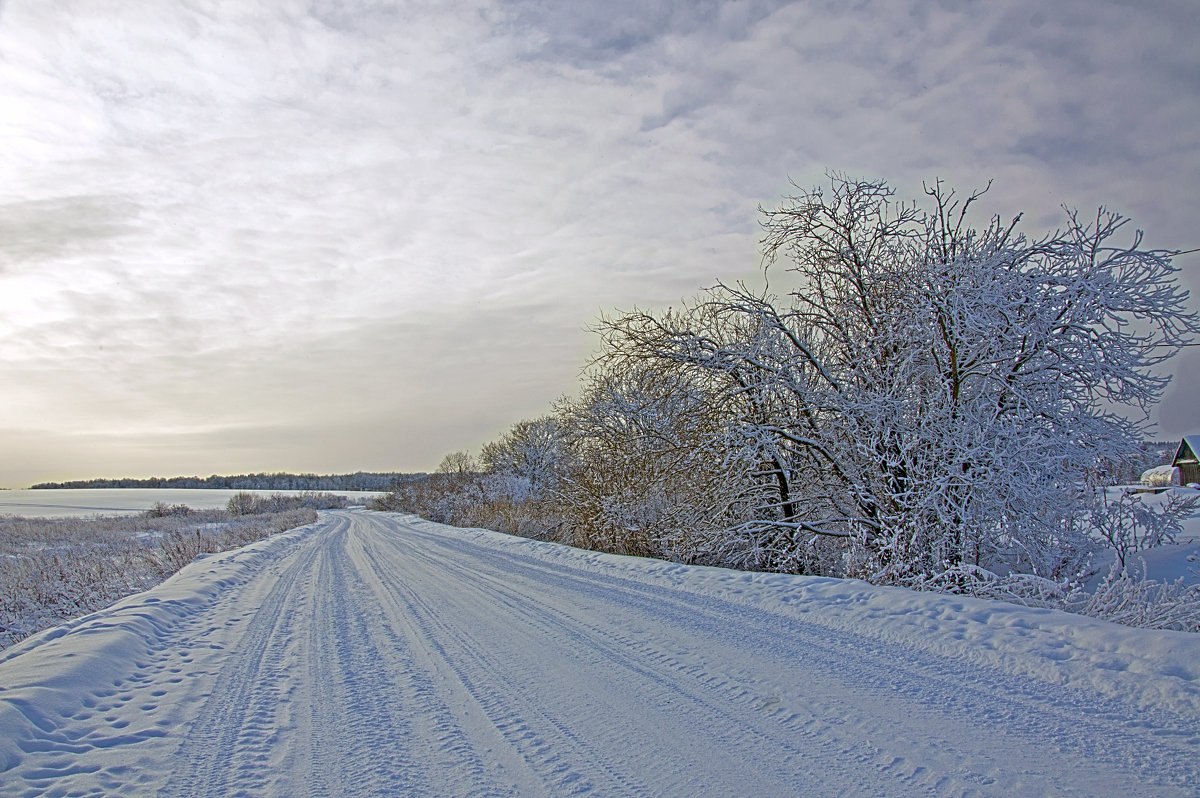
[599,173,1199,579]
[553,363,749,560]
[481,416,570,501]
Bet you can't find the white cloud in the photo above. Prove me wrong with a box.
[0,0,1197,486]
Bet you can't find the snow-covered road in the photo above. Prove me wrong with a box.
[2,510,1198,796]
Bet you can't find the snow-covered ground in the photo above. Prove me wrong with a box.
[1102,486,1200,586]
[1,510,1197,796]
[0,488,381,518]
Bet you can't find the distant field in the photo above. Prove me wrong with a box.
[0,490,358,648]
[0,488,382,518]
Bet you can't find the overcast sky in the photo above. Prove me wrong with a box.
[1,0,1198,487]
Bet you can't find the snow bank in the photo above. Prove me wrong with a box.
[0,522,317,772]
[427,517,1200,718]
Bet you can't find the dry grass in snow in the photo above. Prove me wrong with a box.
[0,503,320,649]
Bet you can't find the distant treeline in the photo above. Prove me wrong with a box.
[30,472,424,492]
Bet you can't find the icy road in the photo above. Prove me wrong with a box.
[2,511,1198,796]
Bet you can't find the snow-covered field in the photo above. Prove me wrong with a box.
[1,509,1197,796]
[0,488,381,518]
[0,505,324,650]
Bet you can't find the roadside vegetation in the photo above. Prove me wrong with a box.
[0,491,346,649]
[373,173,1200,632]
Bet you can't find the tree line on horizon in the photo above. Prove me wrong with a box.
[31,471,424,492]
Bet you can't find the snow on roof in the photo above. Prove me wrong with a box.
[1140,464,1178,487]
[1174,435,1200,466]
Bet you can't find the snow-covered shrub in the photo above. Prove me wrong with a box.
[1073,563,1200,632]
[145,501,194,518]
[226,491,348,515]
[547,364,760,562]
[147,530,217,575]
[372,470,560,540]
[1092,488,1198,569]
[0,507,318,650]
[226,491,260,515]
[902,565,1072,608]
[903,561,1200,633]
[480,416,571,502]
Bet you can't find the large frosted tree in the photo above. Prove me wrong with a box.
[598,174,1199,579]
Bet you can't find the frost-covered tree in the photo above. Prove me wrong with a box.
[553,362,753,561]
[480,416,570,500]
[599,173,1199,580]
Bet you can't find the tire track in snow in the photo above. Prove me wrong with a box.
[5,510,1198,796]
[369,517,840,795]
[360,552,645,796]
[388,515,1200,796]
[160,523,327,797]
[300,514,429,796]
[345,518,560,797]
[384,520,948,795]
[164,514,432,797]
[356,514,889,796]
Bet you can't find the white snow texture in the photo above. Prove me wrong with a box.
[0,510,1197,796]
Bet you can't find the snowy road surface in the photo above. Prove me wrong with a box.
[1,511,1198,796]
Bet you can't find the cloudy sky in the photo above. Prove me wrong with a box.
[1,0,1198,487]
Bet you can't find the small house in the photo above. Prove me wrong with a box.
[1172,435,1200,486]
